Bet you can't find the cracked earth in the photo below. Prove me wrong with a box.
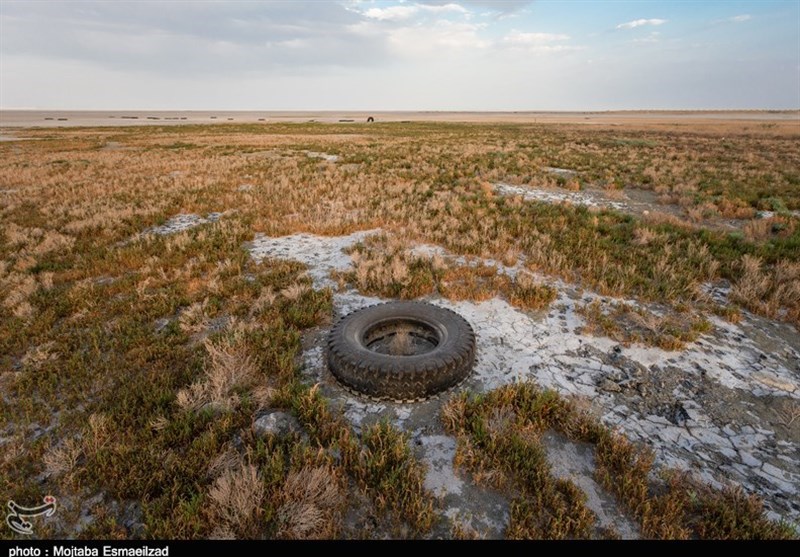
[246,228,800,536]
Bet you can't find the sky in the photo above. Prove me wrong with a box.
[1,0,798,111]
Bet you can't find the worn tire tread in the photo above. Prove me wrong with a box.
[327,301,476,401]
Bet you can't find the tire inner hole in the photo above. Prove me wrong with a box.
[363,319,440,356]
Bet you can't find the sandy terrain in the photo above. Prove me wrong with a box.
[1,109,798,129]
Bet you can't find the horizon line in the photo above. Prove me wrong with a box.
[2,108,799,113]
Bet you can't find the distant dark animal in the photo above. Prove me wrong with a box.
[367,116,374,123]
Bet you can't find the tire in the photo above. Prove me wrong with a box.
[327,301,476,401]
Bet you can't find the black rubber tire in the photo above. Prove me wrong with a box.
[327,301,476,401]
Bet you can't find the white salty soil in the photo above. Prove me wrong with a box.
[305,151,339,163]
[147,212,225,235]
[494,182,628,211]
[248,229,800,536]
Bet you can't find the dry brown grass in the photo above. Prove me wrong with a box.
[743,217,796,243]
[439,263,511,302]
[84,413,112,456]
[578,299,712,350]
[208,461,265,539]
[43,438,82,480]
[346,234,426,298]
[280,282,311,301]
[716,198,757,219]
[508,271,557,311]
[444,383,795,540]
[20,340,57,369]
[178,299,211,334]
[777,400,800,427]
[387,326,414,356]
[641,210,694,229]
[275,464,345,539]
[176,339,259,412]
[444,387,597,539]
[292,386,435,534]
[632,227,661,246]
[343,233,556,311]
[205,444,241,480]
[730,255,800,324]
[1,121,798,540]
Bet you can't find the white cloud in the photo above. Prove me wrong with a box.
[712,14,752,25]
[363,5,420,21]
[1,1,795,110]
[503,31,570,45]
[423,3,469,15]
[501,30,580,53]
[616,18,667,30]
[386,20,489,55]
[418,0,530,15]
[363,2,467,22]
[0,2,390,75]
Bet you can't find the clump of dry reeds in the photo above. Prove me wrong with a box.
[176,339,259,412]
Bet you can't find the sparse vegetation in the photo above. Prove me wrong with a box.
[340,233,556,311]
[1,119,798,539]
[577,299,712,350]
[443,383,796,540]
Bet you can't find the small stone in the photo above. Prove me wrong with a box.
[253,411,303,438]
[669,402,690,426]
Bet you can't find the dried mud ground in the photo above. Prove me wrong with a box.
[258,229,799,538]
[0,119,798,539]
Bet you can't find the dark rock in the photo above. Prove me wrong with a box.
[661,401,690,426]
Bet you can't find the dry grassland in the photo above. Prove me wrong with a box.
[1,120,798,539]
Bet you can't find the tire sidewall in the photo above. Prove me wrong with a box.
[327,301,475,400]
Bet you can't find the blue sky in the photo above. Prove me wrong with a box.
[1,0,798,110]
